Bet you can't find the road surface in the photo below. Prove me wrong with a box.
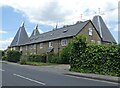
[1,62,119,87]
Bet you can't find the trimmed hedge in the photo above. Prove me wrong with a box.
[20,55,28,64]
[48,53,61,64]
[60,43,72,64]
[69,35,120,76]
[28,54,46,63]
[6,50,21,62]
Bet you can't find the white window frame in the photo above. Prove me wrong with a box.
[40,43,43,49]
[49,42,53,47]
[61,39,67,46]
[88,28,93,36]
[10,48,12,50]
[13,47,16,50]
[91,40,95,43]
[30,45,32,50]
[26,46,27,51]
[34,44,36,49]
[20,47,22,51]
[97,41,101,44]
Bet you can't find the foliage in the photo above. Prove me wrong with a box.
[68,35,120,76]
[60,43,72,64]
[26,62,53,66]
[69,35,87,69]
[2,55,7,61]
[28,54,46,63]
[20,55,28,64]
[48,53,61,64]
[6,50,21,63]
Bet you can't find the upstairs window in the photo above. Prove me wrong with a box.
[88,28,93,36]
[49,42,53,47]
[61,39,67,46]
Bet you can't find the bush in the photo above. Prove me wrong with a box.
[20,55,28,64]
[6,50,21,63]
[69,35,120,76]
[69,35,87,69]
[60,43,72,64]
[48,53,61,64]
[2,55,7,61]
[28,54,46,63]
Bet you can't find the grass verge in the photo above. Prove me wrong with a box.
[25,61,56,66]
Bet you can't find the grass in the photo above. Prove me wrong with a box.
[25,61,56,66]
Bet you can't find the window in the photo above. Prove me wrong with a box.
[20,47,22,51]
[61,39,67,46]
[88,28,93,36]
[49,42,53,47]
[30,45,33,50]
[34,44,36,49]
[97,41,101,44]
[26,46,27,51]
[13,47,16,50]
[40,43,43,49]
[10,48,12,50]
[91,40,95,43]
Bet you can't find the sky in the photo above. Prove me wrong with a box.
[0,0,119,50]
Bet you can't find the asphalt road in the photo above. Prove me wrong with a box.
[1,62,119,87]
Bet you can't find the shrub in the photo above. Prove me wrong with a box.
[28,54,46,63]
[20,55,28,64]
[6,50,21,63]
[69,35,120,76]
[48,53,61,64]
[2,55,7,61]
[60,43,72,64]
[69,35,87,69]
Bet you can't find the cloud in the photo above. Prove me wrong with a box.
[0,0,118,27]
[0,30,7,34]
[0,0,119,44]
[0,37,13,50]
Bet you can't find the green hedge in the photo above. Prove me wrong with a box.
[28,54,46,63]
[60,43,72,64]
[48,53,61,64]
[6,50,21,62]
[69,35,120,76]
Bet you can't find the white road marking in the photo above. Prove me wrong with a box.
[65,75,118,85]
[0,69,5,71]
[13,73,46,85]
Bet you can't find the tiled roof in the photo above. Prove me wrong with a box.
[10,23,29,47]
[92,15,116,43]
[26,20,89,45]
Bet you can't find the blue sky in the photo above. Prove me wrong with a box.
[0,0,119,50]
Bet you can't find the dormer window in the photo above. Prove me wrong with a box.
[63,29,68,33]
[88,28,93,36]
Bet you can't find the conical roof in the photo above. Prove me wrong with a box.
[10,22,29,47]
[30,25,40,38]
[92,15,116,43]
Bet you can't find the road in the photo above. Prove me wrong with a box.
[1,62,119,87]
